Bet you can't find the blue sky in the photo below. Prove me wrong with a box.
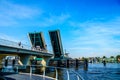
[0,0,120,58]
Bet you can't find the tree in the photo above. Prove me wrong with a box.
[103,56,106,59]
[110,56,115,63]
[81,57,85,60]
[116,55,120,59]
[102,56,107,62]
[116,55,120,63]
[110,56,114,58]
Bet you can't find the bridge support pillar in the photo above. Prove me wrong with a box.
[19,54,31,65]
[84,59,88,71]
[76,59,78,68]
[41,56,52,66]
[67,59,69,68]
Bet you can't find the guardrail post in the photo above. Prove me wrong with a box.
[55,68,58,80]
[16,65,18,73]
[30,65,32,80]
[43,66,45,80]
[67,69,70,80]
[77,75,80,80]
[71,70,84,80]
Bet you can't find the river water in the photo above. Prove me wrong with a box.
[46,63,120,80]
[77,63,120,80]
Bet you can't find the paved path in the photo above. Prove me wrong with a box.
[4,73,55,80]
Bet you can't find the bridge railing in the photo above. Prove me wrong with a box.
[0,38,31,50]
[0,64,84,80]
[0,38,49,53]
[17,65,84,80]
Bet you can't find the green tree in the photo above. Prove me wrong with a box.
[110,56,114,58]
[116,55,120,63]
[103,56,106,59]
[110,56,114,63]
[81,57,85,60]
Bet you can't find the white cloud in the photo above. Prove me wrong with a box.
[0,33,30,46]
[67,17,120,57]
[37,14,70,27]
[0,33,20,42]
[0,0,41,18]
[0,0,70,27]
[0,0,42,27]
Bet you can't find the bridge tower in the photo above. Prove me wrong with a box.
[49,30,64,59]
[28,32,47,52]
[49,30,66,67]
[28,32,49,65]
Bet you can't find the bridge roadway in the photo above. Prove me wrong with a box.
[0,38,53,65]
[0,44,52,57]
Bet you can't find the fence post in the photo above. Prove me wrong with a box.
[43,66,45,80]
[77,75,80,80]
[16,65,18,73]
[30,65,32,80]
[67,69,70,80]
[55,68,58,80]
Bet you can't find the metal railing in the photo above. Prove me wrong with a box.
[0,38,31,50]
[0,64,84,80]
[0,38,49,53]
[71,70,84,80]
[17,65,84,80]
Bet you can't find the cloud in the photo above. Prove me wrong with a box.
[0,0,41,18]
[67,17,120,57]
[0,0,42,27]
[0,33,30,46]
[37,14,70,27]
[0,33,20,42]
[0,0,70,27]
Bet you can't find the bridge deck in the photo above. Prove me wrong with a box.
[4,73,54,80]
[0,38,53,57]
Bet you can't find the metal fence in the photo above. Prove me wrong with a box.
[19,65,84,80]
[0,64,84,80]
[0,38,31,50]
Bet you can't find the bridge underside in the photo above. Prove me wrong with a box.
[0,53,51,67]
[0,45,53,66]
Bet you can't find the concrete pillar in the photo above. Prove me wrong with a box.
[57,60,61,67]
[84,59,88,71]
[67,59,69,68]
[19,54,31,65]
[42,56,52,66]
[76,59,78,68]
